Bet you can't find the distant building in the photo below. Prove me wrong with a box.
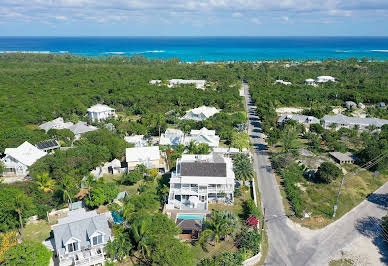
[35,139,60,152]
[150,79,206,89]
[357,103,366,109]
[124,135,147,147]
[322,114,388,130]
[126,146,165,171]
[316,76,336,83]
[277,114,320,127]
[1,141,47,176]
[273,80,292,85]
[87,104,116,122]
[304,78,317,87]
[166,153,235,211]
[345,101,357,110]
[160,128,185,146]
[68,121,98,140]
[181,106,221,121]
[184,127,220,147]
[39,117,74,132]
[329,152,357,164]
[45,209,112,266]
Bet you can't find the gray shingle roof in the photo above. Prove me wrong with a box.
[323,114,388,128]
[180,162,226,177]
[69,122,98,135]
[52,210,111,256]
[277,114,320,124]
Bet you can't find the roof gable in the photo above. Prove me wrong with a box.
[4,141,47,166]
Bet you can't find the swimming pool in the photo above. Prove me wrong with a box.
[177,213,205,220]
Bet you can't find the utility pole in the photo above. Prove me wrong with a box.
[333,174,345,218]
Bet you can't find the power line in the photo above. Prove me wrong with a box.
[333,151,388,218]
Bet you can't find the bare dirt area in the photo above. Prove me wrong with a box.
[275,107,303,114]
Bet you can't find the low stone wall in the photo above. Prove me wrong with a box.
[243,250,262,266]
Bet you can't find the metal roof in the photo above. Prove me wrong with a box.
[180,162,226,177]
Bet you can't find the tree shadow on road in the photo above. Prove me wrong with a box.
[355,216,388,265]
[367,193,388,210]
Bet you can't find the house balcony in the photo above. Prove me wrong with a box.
[167,199,207,211]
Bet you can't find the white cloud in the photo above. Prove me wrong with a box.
[0,0,386,26]
[329,9,352,16]
[54,15,68,21]
[250,17,262,24]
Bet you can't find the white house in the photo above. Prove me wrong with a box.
[316,76,336,83]
[1,141,47,176]
[126,146,165,171]
[184,127,220,147]
[168,79,206,89]
[46,209,112,266]
[273,80,292,85]
[304,78,317,87]
[181,106,221,121]
[39,117,74,132]
[160,128,185,146]
[166,153,235,211]
[87,104,116,122]
[150,79,206,89]
[124,135,147,147]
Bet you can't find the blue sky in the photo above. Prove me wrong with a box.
[0,0,387,36]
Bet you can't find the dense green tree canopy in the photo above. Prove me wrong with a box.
[2,241,52,266]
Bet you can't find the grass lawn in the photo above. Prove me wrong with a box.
[103,174,142,194]
[190,237,237,263]
[208,187,252,221]
[22,220,53,243]
[290,166,388,228]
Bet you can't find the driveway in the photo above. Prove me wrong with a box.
[242,82,388,265]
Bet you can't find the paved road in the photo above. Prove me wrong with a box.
[243,82,388,266]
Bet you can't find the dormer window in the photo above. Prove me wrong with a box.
[92,234,103,246]
[67,241,78,252]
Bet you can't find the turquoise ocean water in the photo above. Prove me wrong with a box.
[0,36,387,61]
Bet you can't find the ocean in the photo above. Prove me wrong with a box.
[0,36,387,62]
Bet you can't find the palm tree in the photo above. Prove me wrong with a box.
[60,176,74,205]
[130,216,152,260]
[158,184,170,205]
[199,210,234,247]
[35,173,56,193]
[186,140,197,154]
[14,193,32,238]
[234,154,254,185]
[83,175,96,200]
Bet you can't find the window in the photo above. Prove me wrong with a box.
[67,242,78,252]
[92,234,103,246]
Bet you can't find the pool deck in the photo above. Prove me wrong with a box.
[165,208,210,222]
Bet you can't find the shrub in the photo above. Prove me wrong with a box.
[234,187,242,198]
[2,241,52,266]
[235,229,261,254]
[242,199,261,220]
[315,162,342,184]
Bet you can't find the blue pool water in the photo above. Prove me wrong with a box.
[112,211,124,224]
[177,213,205,220]
[0,36,387,61]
